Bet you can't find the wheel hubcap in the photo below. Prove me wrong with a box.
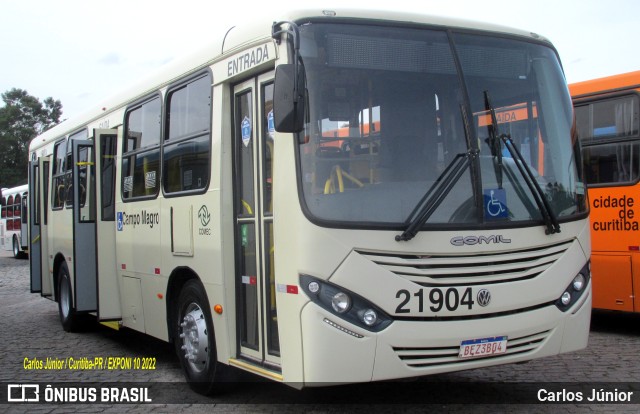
[60,278,70,318]
[179,303,208,373]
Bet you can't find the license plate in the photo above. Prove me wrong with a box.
[458,336,507,359]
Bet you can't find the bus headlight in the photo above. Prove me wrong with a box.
[300,274,393,332]
[361,309,378,326]
[572,274,586,291]
[308,281,320,293]
[555,262,590,312]
[331,292,351,313]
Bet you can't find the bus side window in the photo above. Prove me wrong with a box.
[63,129,89,208]
[122,97,161,200]
[577,95,640,185]
[51,138,67,210]
[163,73,212,195]
[22,193,29,225]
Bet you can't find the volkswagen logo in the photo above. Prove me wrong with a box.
[477,289,491,307]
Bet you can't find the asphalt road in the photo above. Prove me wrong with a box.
[1,250,639,413]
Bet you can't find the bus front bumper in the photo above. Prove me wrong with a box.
[300,285,591,385]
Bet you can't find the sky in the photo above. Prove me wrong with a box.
[1,0,638,120]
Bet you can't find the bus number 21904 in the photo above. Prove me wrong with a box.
[395,287,477,314]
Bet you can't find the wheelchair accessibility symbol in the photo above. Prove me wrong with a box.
[484,188,508,219]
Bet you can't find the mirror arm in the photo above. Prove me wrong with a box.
[272,21,301,103]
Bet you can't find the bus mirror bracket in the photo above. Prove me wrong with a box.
[272,21,305,133]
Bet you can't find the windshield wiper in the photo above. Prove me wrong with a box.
[483,91,561,235]
[395,105,478,242]
[395,152,472,242]
[484,91,504,189]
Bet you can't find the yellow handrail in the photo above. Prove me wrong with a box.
[241,199,253,215]
[323,165,364,194]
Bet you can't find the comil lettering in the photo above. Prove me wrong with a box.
[450,235,512,246]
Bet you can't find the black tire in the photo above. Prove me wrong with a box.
[58,262,79,332]
[174,279,218,395]
[13,235,25,259]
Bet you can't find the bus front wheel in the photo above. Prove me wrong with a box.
[174,279,217,395]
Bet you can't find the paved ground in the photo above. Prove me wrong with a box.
[1,249,639,412]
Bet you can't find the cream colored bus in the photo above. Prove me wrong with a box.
[28,9,592,394]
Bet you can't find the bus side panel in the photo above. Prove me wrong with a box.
[590,254,634,311]
[207,83,237,366]
[588,185,637,311]
[121,275,145,331]
[116,232,163,336]
[634,254,640,313]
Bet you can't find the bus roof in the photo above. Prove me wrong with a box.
[0,184,28,198]
[569,70,640,99]
[29,8,549,152]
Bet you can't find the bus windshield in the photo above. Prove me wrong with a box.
[296,23,587,229]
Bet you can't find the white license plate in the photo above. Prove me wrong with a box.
[458,336,508,359]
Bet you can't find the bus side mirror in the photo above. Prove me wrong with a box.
[273,64,306,133]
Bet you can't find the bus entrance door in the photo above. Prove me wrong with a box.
[233,73,280,371]
[29,160,42,293]
[93,130,121,320]
[71,140,97,312]
[29,157,52,296]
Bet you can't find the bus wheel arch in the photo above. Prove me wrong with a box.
[167,269,218,395]
[166,267,200,343]
[52,253,67,303]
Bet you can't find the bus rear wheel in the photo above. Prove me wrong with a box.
[174,279,217,395]
[58,262,79,332]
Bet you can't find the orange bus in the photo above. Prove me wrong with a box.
[570,71,640,312]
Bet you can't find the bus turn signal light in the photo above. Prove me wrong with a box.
[214,305,223,315]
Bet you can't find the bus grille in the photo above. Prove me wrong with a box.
[356,240,572,286]
[392,330,550,369]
